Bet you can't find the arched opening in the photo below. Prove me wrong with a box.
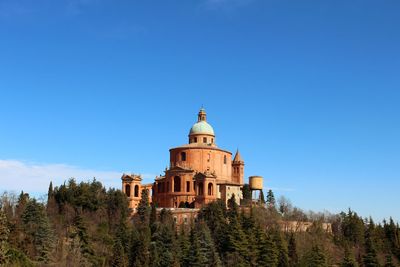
[208,183,213,196]
[198,182,204,196]
[134,185,139,197]
[174,176,181,192]
[125,184,131,197]
[181,152,186,161]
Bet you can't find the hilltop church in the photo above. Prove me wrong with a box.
[121,108,244,211]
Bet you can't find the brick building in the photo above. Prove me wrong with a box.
[122,108,244,211]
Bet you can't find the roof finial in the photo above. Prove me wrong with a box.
[198,107,207,122]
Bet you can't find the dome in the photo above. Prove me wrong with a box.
[189,121,215,136]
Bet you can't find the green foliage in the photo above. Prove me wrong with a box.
[341,246,359,267]
[138,189,151,223]
[21,199,54,263]
[300,245,328,267]
[267,190,276,208]
[2,181,400,267]
[288,233,298,267]
[0,209,9,264]
[363,234,380,267]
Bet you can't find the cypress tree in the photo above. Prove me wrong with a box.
[111,238,127,267]
[137,189,151,223]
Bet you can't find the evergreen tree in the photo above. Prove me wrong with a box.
[0,209,9,265]
[47,181,53,201]
[288,233,298,267]
[267,190,276,208]
[384,254,395,267]
[363,231,380,267]
[70,214,93,262]
[271,229,289,267]
[301,245,328,267]
[138,189,151,223]
[178,226,191,267]
[21,199,54,263]
[242,184,252,201]
[341,246,359,267]
[257,230,278,267]
[111,238,127,267]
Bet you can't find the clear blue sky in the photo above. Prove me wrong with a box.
[1,0,399,222]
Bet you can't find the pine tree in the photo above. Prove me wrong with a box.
[267,190,276,208]
[257,230,278,267]
[70,214,93,262]
[21,199,54,263]
[0,209,9,265]
[302,245,328,267]
[341,246,358,267]
[384,254,395,267]
[271,229,289,267]
[288,233,298,267]
[363,231,380,267]
[178,226,191,267]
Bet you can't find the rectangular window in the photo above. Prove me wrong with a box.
[203,137,207,143]
[194,137,197,143]
[186,181,190,192]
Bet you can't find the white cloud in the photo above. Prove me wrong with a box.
[0,159,156,195]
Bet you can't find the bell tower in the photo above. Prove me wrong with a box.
[232,150,244,184]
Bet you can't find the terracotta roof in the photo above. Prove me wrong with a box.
[233,149,243,162]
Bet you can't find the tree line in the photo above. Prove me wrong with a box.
[0,179,399,266]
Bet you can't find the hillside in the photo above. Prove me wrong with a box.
[0,179,399,267]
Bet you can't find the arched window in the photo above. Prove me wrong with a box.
[208,183,213,196]
[134,185,139,197]
[198,182,204,196]
[224,155,227,164]
[203,137,207,143]
[174,176,181,192]
[194,137,197,143]
[181,152,186,161]
[186,181,190,192]
[125,184,131,197]
[211,138,214,143]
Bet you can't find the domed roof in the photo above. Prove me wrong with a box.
[189,121,215,136]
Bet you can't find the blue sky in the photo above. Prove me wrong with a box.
[0,0,399,221]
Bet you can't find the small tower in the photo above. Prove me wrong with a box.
[121,174,142,211]
[232,149,244,184]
